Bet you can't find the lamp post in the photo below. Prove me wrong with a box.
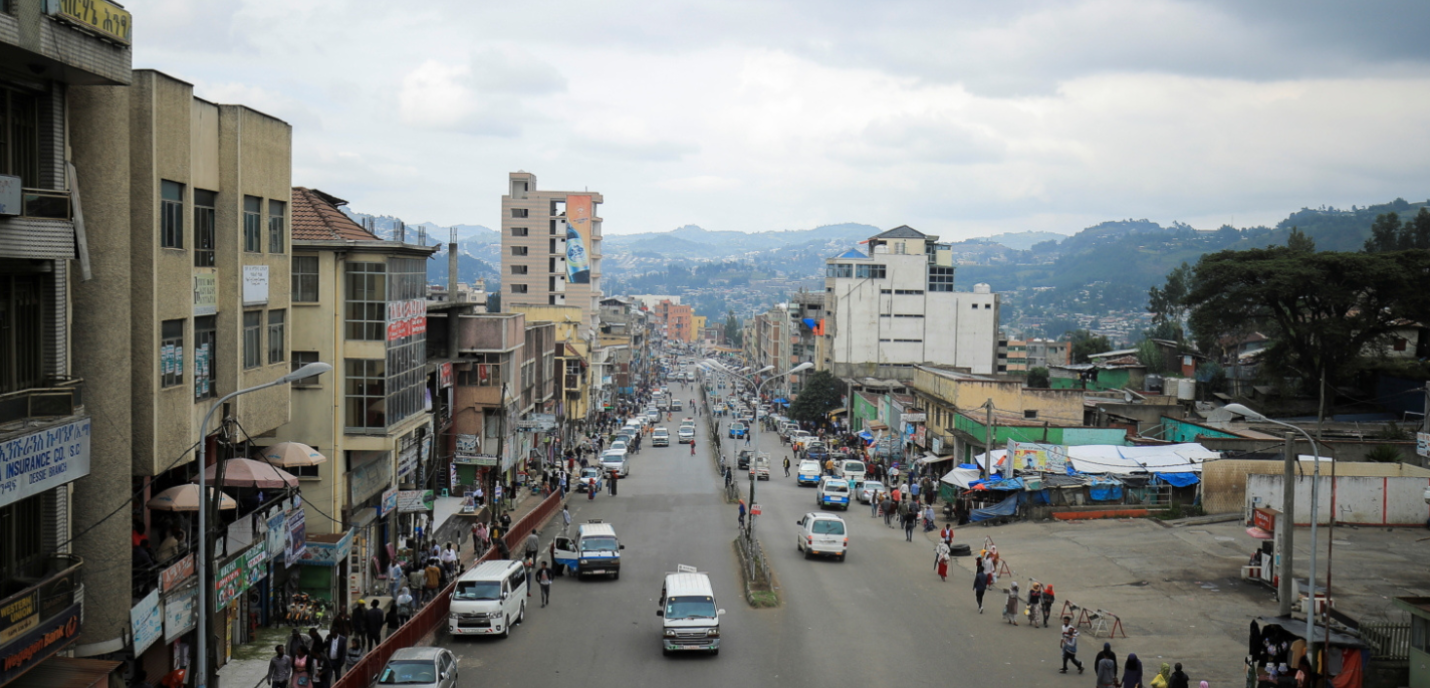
[1223,403,1324,669]
[197,362,332,688]
[745,362,812,541]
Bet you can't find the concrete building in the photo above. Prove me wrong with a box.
[654,300,694,343]
[823,225,999,380]
[511,305,593,437]
[0,1,132,680]
[270,187,437,606]
[500,172,603,340]
[790,291,826,394]
[1026,338,1070,370]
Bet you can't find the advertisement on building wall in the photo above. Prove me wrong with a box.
[192,268,217,316]
[397,490,435,513]
[565,195,592,284]
[285,499,307,568]
[299,529,354,567]
[0,603,79,686]
[242,265,269,306]
[130,589,163,655]
[386,299,427,341]
[265,511,287,560]
[214,545,267,611]
[0,591,38,646]
[0,418,92,510]
[160,554,194,594]
[1005,441,1069,474]
[379,488,398,517]
[163,582,197,642]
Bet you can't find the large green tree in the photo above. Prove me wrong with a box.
[724,310,742,347]
[789,370,845,423]
[1364,208,1430,253]
[1147,262,1191,341]
[1066,330,1113,364]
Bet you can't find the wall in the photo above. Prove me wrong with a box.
[1246,473,1430,526]
[1160,416,1241,443]
[1202,459,1430,515]
[1199,437,1420,464]
[912,367,1084,427]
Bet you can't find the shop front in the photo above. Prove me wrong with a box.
[297,529,353,608]
[346,450,395,606]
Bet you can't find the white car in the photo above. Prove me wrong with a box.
[678,427,696,444]
[858,480,885,504]
[601,452,630,477]
[795,512,848,561]
[796,460,822,486]
[652,428,670,447]
[607,441,629,457]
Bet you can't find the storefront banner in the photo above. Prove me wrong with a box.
[162,582,197,642]
[284,505,307,568]
[130,589,162,655]
[299,529,354,567]
[397,490,434,513]
[1005,440,1069,474]
[0,418,92,510]
[0,591,38,645]
[379,488,397,517]
[397,443,418,480]
[214,545,266,612]
[439,363,453,389]
[348,453,392,504]
[266,511,287,560]
[192,268,218,316]
[564,196,592,284]
[160,554,194,594]
[0,603,79,686]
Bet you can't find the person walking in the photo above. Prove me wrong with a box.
[1151,663,1172,688]
[1122,654,1145,688]
[1003,581,1021,625]
[322,630,347,683]
[285,628,308,660]
[290,646,313,688]
[783,456,791,477]
[561,506,572,536]
[692,437,698,455]
[406,566,425,605]
[901,508,917,542]
[881,495,895,528]
[395,587,413,625]
[737,499,747,531]
[536,560,553,607]
[266,645,293,688]
[1040,583,1055,628]
[384,604,400,636]
[524,530,540,565]
[935,540,951,571]
[349,602,367,652]
[973,563,990,613]
[1097,655,1119,688]
[1169,664,1190,688]
[1095,643,1119,684]
[1028,583,1043,628]
[610,470,619,496]
[364,599,383,649]
[423,560,441,604]
[1061,617,1085,674]
[937,549,950,582]
[387,561,404,601]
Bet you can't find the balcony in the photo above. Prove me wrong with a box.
[0,379,84,434]
[0,553,84,631]
[22,189,72,220]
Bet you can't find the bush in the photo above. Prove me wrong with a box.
[1366,444,1404,463]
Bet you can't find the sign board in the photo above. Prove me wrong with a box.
[750,504,762,516]
[0,591,38,645]
[455,434,478,455]
[348,454,392,504]
[163,582,197,642]
[51,0,132,45]
[453,454,499,467]
[397,489,435,513]
[0,418,92,510]
[130,589,162,655]
[284,504,306,568]
[265,511,287,560]
[0,603,80,686]
[214,546,266,611]
[1005,440,1069,474]
[439,362,453,389]
[0,174,19,216]
[901,413,926,424]
[192,268,217,316]
[299,529,354,567]
[159,554,194,594]
[379,488,398,517]
[1418,432,1430,458]
[242,265,269,306]
[387,299,427,341]
[1253,507,1278,533]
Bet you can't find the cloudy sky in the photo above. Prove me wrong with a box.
[128,0,1430,238]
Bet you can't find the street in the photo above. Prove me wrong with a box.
[444,384,1051,688]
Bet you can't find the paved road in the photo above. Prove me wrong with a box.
[445,385,1069,688]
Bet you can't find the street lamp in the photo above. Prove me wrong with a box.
[743,362,813,537]
[197,361,332,688]
[1223,403,1324,666]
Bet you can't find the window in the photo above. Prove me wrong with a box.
[984,303,992,309]
[929,266,954,292]
[0,494,45,585]
[549,238,557,254]
[1395,338,1409,352]
[267,310,285,364]
[385,257,429,427]
[345,359,386,431]
[161,181,184,248]
[292,256,319,303]
[549,220,558,235]
[511,208,528,218]
[510,227,528,237]
[855,264,886,279]
[1024,410,1038,419]
[826,264,854,279]
[160,319,184,388]
[193,189,215,265]
[194,316,216,399]
[291,352,321,386]
[242,311,263,368]
[0,273,43,394]
[268,200,286,253]
[0,88,38,188]
[894,289,924,295]
[345,262,386,340]
[510,265,528,275]
[971,304,979,310]
[243,196,262,252]
[511,284,528,293]
[511,246,528,256]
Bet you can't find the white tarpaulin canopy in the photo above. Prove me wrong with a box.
[970,443,1219,475]
[939,466,983,489]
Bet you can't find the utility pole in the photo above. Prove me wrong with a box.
[1422,381,1429,468]
[1278,431,1295,617]
[984,400,994,478]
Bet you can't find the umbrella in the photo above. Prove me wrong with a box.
[195,458,299,489]
[147,485,237,512]
[260,442,327,468]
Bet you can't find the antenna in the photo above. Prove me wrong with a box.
[418,225,426,246]
[398,220,406,244]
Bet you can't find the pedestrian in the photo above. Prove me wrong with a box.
[937,550,950,581]
[561,506,572,534]
[692,437,698,455]
[1097,654,1120,688]
[783,456,791,477]
[610,470,619,496]
[406,566,425,603]
[322,630,346,683]
[440,543,458,577]
[881,496,895,528]
[365,599,383,649]
[973,564,990,613]
[1040,583,1055,628]
[395,587,413,625]
[291,646,313,688]
[1169,664,1190,688]
[423,560,441,604]
[935,540,950,571]
[1151,663,1172,688]
[387,561,404,600]
[384,602,400,635]
[588,477,597,500]
[267,645,293,688]
[1123,654,1145,688]
[349,602,367,651]
[737,499,747,531]
[1096,643,1119,684]
[902,508,916,541]
[1060,617,1085,674]
[285,627,307,659]
[525,529,540,564]
[306,628,324,659]
[1003,580,1020,625]
[536,560,553,607]
[1028,583,1042,628]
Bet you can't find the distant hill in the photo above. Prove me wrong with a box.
[986,231,1067,251]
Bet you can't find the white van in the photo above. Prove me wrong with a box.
[553,521,624,578]
[448,560,527,638]
[836,459,867,483]
[600,451,630,477]
[657,568,725,656]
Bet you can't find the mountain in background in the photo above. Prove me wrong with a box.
[984,230,1066,251]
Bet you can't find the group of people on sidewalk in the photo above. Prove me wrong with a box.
[265,598,399,688]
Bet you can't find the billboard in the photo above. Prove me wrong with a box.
[565,195,592,284]
[1005,441,1069,474]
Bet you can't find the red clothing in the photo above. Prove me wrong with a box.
[937,558,949,579]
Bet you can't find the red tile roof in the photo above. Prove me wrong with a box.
[291,187,380,242]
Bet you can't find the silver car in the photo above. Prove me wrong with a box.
[378,647,459,688]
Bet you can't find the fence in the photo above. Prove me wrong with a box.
[333,490,564,688]
[734,533,772,591]
[1361,622,1410,663]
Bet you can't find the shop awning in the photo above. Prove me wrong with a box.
[827,408,846,417]
[9,658,122,688]
[867,420,889,431]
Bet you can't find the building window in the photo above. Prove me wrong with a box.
[511,227,528,237]
[511,246,528,256]
[243,196,262,253]
[0,273,43,395]
[194,315,216,399]
[511,284,528,293]
[345,358,386,431]
[929,266,954,292]
[242,311,262,368]
[384,257,428,427]
[161,180,184,249]
[511,209,529,218]
[291,352,321,386]
[160,319,184,388]
[0,88,38,186]
[193,189,215,266]
[1395,338,1409,352]
[345,262,386,340]
[292,256,319,303]
[268,200,286,254]
[1024,409,1038,419]
[267,310,285,364]
[0,494,44,584]
[855,264,886,279]
[511,265,528,275]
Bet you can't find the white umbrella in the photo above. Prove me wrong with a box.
[260,442,327,468]
[147,485,237,512]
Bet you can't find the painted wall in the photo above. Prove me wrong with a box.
[1160,417,1241,443]
[1203,459,1430,515]
[1247,473,1430,526]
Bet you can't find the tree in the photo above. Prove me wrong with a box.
[1026,366,1049,388]
[1135,338,1171,375]
[788,370,845,423]
[1066,330,1112,364]
[1363,208,1430,253]
[1147,262,1191,341]
[486,291,502,313]
[724,310,741,347]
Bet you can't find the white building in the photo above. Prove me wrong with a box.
[823,225,999,379]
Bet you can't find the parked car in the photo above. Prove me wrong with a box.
[379,647,460,688]
[858,480,885,503]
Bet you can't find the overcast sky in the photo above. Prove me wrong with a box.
[128,0,1430,239]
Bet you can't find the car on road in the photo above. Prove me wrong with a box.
[753,454,770,480]
[554,521,624,578]
[678,426,695,444]
[652,427,670,447]
[795,512,848,561]
[796,460,822,486]
[449,561,527,637]
[836,459,867,483]
[658,569,725,656]
[858,480,885,503]
[601,451,630,477]
[671,399,683,412]
[379,647,460,688]
[575,466,603,493]
[728,421,747,439]
[606,441,629,457]
[817,477,852,510]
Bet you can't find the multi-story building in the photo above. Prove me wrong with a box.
[500,172,603,339]
[1026,338,1070,370]
[790,291,826,394]
[436,312,524,494]
[0,1,132,680]
[655,300,694,343]
[272,187,436,605]
[822,225,999,380]
[997,338,1029,374]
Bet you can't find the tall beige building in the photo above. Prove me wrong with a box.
[500,172,603,340]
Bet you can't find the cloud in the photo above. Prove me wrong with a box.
[398,60,535,137]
